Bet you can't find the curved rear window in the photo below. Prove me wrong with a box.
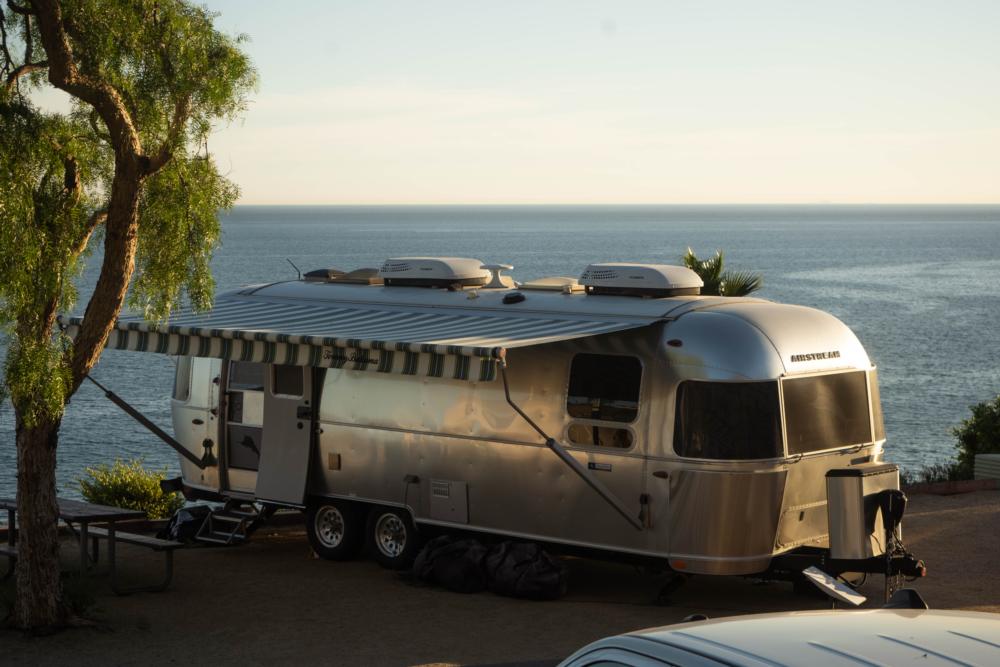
[673,381,782,459]
[783,371,872,454]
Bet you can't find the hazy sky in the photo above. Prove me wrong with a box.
[202,1,1000,205]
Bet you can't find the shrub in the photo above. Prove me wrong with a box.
[78,459,184,520]
[952,395,1000,480]
[900,462,962,486]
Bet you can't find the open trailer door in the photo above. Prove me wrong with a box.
[254,364,315,506]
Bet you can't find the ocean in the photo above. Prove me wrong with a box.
[1,204,999,499]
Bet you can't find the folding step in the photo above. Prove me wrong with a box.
[190,501,276,546]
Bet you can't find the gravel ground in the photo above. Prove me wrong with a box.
[3,490,998,666]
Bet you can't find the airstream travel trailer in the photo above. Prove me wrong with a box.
[60,258,924,591]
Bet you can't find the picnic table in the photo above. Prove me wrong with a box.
[1,497,182,594]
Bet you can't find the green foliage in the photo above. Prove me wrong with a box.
[952,395,1000,480]
[59,0,256,150]
[0,96,107,425]
[78,459,184,520]
[130,152,237,320]
[0,0,255,421]
[682,248,763,296]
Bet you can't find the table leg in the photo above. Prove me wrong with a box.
[108,523,117,589]
[6,509,14,546]
[79,521,90,572]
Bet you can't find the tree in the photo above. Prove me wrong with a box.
[0,0,254,630]
[682,248,762,297]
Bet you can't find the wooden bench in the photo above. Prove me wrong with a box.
[88,527,183,594]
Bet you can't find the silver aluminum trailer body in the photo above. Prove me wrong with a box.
[162,275,888,577]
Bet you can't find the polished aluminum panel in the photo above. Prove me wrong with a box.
[666,469,787,575]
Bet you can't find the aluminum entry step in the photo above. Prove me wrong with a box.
[197,534,242,545]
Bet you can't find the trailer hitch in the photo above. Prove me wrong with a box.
[500,363,644,531]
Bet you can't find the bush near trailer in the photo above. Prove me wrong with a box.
[79,459,184,520]
[952,395,1000,480]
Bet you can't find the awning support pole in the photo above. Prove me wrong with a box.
[84,374,211,470]
[500,363,644,531]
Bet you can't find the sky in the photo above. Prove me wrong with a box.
[198,0,1000,205]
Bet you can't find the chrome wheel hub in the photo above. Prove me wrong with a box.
[315,505,345,548]
[375,513,406,558]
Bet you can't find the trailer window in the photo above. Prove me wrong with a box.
[673,381,782,459]
[228,425,262,471]
[273,365,304,397]
[172,357,191,401]
[229,361,264,391]
[567,354,642,423]
[568,423,634,449]
[783,371,872,454]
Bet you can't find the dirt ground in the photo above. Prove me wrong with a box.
[2,490,999,667]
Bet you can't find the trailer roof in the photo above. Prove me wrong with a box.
[59,281,749,382]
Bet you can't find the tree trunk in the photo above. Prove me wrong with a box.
[68,156,144,393]
[12,412,69,630]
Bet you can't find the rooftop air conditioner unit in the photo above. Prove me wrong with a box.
[579,263,703,298]
[379,257,491,288]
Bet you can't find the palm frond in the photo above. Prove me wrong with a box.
[682,248,725,295]
[719,270,763,297]
[681,247,762,296]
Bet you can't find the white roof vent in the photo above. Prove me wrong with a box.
[379,257,490,288]
[579,263,703,298]
[520,277,585,293]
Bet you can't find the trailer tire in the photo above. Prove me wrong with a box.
[367,507,420,570]
[306,500,365,561]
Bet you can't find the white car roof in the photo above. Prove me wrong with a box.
[561,609,1000,667]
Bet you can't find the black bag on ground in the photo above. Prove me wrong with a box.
[412,535,489,593]
[484,541,568,600]
[157,504,211,542]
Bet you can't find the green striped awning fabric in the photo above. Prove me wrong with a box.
[61,324,500,382]
[57,291,659,383]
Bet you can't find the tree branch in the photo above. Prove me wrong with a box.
[0,8,13,79]
[32,0,143,157]
[62,153,79,198]
[22,11,30,61]
[3,59,47,92]
[32,0,148,392]
[144,93,190,175]
[5,2,35,17]
[87,108,110,143]
[70,206,107,257]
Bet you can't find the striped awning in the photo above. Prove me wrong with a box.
[58,292,660,382]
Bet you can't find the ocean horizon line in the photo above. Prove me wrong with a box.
[229,202,1000,208]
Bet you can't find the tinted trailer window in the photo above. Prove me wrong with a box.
[566,354,642,449]
[673,381,782,459]
[783,371,872,455]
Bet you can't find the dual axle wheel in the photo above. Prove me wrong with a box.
[305,500,421,569]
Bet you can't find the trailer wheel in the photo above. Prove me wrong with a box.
[366,507,420,570]
[306,500,364,561]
